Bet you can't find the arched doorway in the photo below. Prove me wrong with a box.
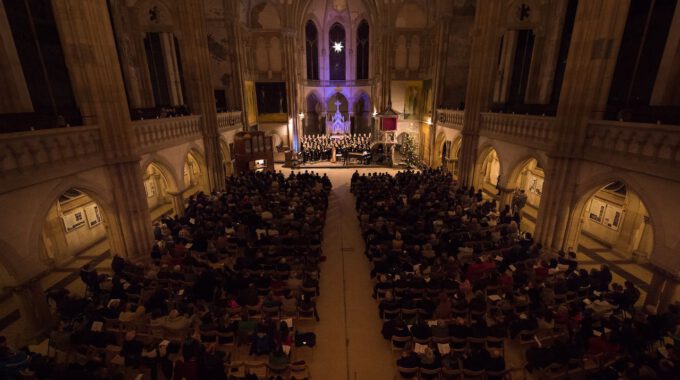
[184,150,208,195]
[144,162,178,218]
[507,158,544,234]
[476,148,500,197]
[40,188,111,267]
[572,182,653,263]
[565,181,655,298]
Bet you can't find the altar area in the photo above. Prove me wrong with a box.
[326,100,350,135]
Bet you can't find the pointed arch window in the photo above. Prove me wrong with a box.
[356,20,369,80]
[329,23,346,80]
[305,21,319,80]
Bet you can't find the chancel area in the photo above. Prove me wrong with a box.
[1,0,680,379]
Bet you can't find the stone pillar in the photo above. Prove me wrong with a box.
[11,280,52,345]
[430,14,452,165]
[457,1,504,187]
[159,32,184,106]
[107,1,155,109]
[0,0,33,113]
[658,278,680,312]
[533,0,630,250]
[176,0,225,190]
[282,28,300,151]
[645,270,665,308]
[525,0,568,104]
[52,0,153,259]
[497,186,514,211]
[223,1,247,125]
[168,191,185,217]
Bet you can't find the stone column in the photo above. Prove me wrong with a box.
[168,191,185,217]
[645,271,664,308]
[225,2,248,127]
[457,0,504,187]
[159,32,184,106]
[533,0,630,250]
[658,278,680,312]
[176,0,225,190]
[282,28,300,151]
[0,0,32,113]
[11,280,52,345]
[52,0,153,259]
[497,186,514,211]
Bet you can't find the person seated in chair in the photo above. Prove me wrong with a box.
[396,345,420,378]
[463,346,490,372]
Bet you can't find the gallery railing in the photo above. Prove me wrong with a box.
[437,109,464,130]
[217,111,243,132]
[132,115,202,153]
[583,119,680,181]
[0,126,104,191]
[303,79,373,87]
[480,112,555,150]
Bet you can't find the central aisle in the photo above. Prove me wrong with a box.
[279,166,398,380]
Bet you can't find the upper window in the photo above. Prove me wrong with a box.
[329,23,346,80]
[356,20,369,80]
[305,21,319,80]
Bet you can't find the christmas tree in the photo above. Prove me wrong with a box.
[401,134,419,168]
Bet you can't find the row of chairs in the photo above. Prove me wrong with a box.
[391,335,505,355]
[226,360,310,379]
[396,365,513,380]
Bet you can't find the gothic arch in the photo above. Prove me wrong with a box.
[140,155,180,193]
[305,19,320,80]
[474,144,503,191]
[328,22,346,80]
[28,177,122,270]
[505,153,548,190]
[183,148,209,192]
[564,172,664,264]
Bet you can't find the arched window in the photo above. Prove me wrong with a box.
[329,23,346,80]
[305,21,319,80]
[356,20,369,80]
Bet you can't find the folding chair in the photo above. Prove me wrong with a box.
[391,335,412,352]
[461,369,485,380]
[396,366,419,379]
[419,367,442,380]
[244,360,268,379]
[289,362,311,379]
[441,365,462,380]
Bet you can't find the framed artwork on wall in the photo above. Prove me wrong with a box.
[85,204,103,228]
[62,209,86,232]
[588,198,606,223]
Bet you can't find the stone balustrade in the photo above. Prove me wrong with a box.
[436,109,464,130]
[217,111,243,131]
[0,126,103,177]
[303,79,373,87]
[480,112,555,149]
[132,115,202,153]
[584,120,680,181]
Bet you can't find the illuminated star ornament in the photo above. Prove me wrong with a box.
[332,41,343,53]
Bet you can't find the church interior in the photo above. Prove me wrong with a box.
[1,0,680,379]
